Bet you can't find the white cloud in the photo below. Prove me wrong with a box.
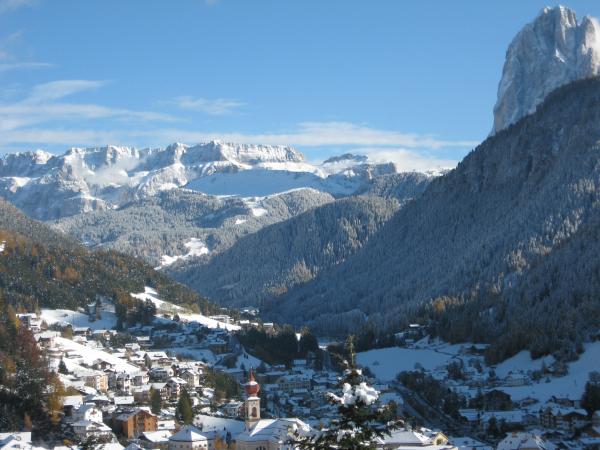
[0,79,179,134]
[170,96,244,115]
[0,0,34,15]
[140,122,478,149]
[0,81,477,168]
[0,61,53,72]
[0,31,53,74]
[359,147,459,173]
[26,79,106,103]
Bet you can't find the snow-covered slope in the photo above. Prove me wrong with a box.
[0,142,400,220]
[493,6,600,133]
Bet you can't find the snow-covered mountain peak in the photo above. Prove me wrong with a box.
[0,141,411,219]
[492,6,600,133]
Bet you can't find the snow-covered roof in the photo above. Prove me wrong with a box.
[237,418,309,443]
[194,414,245,435]
[140,430,172,443]
[382,429,432,445]
[496,432,555,450]
[169,425,214,442]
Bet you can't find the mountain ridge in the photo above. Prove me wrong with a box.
[264,76,600,362]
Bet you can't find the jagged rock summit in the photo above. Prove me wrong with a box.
[492,5,600,133]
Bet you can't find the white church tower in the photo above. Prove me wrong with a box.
[244,368,261,430]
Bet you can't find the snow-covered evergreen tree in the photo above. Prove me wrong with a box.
[289,337,402,449]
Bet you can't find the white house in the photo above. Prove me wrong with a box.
[72,403,103,423]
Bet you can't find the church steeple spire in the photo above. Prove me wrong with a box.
[244,368,261,429]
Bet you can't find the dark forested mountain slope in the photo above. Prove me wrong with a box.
[171,196,400,307]
[265,77,600,362]
[54,188,334,266]
[0,198,215,313]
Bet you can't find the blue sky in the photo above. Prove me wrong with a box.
[1,0,599,168]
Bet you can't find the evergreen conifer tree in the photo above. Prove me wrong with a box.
[289,336,402,449]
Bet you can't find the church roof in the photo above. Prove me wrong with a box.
[237,418,310,443]
[169,425,213,442]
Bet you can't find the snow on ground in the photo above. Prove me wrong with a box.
[235,350,265,370]
[0,240,5,253]
[234,218,247,225]
[177,312,240,331]
[250,207,268,217]
[54,336,140,374]
[357,347,452,381]
[131,287,239,331]
[131,287,184,313]
[169,347,217,365]
[158,238,209,268]
[495,342,600,403]
[40,307,117,331]
[494,351,555,379]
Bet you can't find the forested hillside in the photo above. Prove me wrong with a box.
[54,188,334,266]
[265,77,600,363]
[173,196,400,306]
[0,199,217,314]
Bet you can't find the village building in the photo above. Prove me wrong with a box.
[0,432,36,450]
[167,426,215,450]
[83,371,109,392]
[276,375,311,394]
[139,430,172,450]
[72,403,103,423]
[113,409,158,439]
[72,420,114,440]
[539,403,588,432]
[377,428,456,449]
[496,432,556,450]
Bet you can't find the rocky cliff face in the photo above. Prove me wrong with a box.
[493,6,600,133]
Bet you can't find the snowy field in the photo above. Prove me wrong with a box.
[131,287,185,312]
[358,338,600,405]
[494,351,555,378]
[495,342,600,403]
[131,287,239,330]
[177,312,240,331]
[169,347,218,365]
[357,346,452,381]
[234,350,265,370]
[40,307,117,331]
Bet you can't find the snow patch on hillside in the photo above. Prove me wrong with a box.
[495,341,600,403]
[357,346,451,381]
[40,307,117,330]
[130,286,238,331]
[0,241,5,253]
[131,286,184,313]
[157,238,209,268]
[494,351,555,379]
[177,312,240,331]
